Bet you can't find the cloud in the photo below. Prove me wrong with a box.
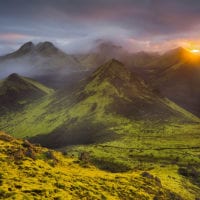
[0,33,30,40]
[0,0,200,53]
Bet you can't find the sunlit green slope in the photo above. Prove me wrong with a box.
[0,131,184,200]
[0,59,199,145]
[0,73,54,112]
[0,60,199,199]
[29,59,199,147]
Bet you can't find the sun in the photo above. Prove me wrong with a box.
[190,49,200,53]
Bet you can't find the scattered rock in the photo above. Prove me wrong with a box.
[0,133,13,142]
[79,152,90,163]
[141,171,154,179]
[22,140,33,148]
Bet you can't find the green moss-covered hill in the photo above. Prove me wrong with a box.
[0,59,199,145]
[0,131,184,200]
[29,59,199,147]
[0,73,54,112]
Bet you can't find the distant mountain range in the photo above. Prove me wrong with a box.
[0,41,199,118]
[76,41,129,68]
[0,41,199,199]
[0,41,83,79]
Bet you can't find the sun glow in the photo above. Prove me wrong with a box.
[181,47,200,63]
[190,49,200,53]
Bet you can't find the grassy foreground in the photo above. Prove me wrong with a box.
[0,131,185,200]
[65,122,200,200]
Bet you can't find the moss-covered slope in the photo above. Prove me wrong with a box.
[29,59,199,147]
[0,73,54,112]
[0,131,183,200]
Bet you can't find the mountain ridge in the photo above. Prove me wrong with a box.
[1,41,65,59]
[147,48,200,117]
[29,59,199,148]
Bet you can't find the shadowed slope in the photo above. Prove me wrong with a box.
[146,48,200,117]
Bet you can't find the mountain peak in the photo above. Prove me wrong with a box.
[20,41,34,49]
[6,73,22,82]
[11,41,60,57]
[107,58,123,65]
[161,46,200,65]
[17,41,35,54]
[0,74,54,110]
[97,41,123,51]
[36,41,55,48]
[165,47,188,56]
[4,73,31,88]
[36,41,59,55]
[96,58,127,75]
[89,58,132,85]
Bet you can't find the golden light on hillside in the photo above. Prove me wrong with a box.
[183,48,200,63]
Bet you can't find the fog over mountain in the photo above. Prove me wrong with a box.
[0,40,155,79]
[0,41,85,79]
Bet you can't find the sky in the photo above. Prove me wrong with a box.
[0,0,200,54]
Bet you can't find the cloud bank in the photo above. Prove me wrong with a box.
[0,0,200,54]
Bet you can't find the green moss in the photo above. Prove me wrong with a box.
[0,131,184,200]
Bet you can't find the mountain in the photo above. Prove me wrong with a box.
[125,51,160,73]
[76,40,161,71]
[0,41,83,79]
[2,41,66,58]
[76,41,128,69]
[1,42,35,59]
[73,59,198,121]
[0,60,200,199]
[29,59,198,148]
[144,47,200,117]
[144,47,193,72]
[0,50,200,199]
[0,73,53,112]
